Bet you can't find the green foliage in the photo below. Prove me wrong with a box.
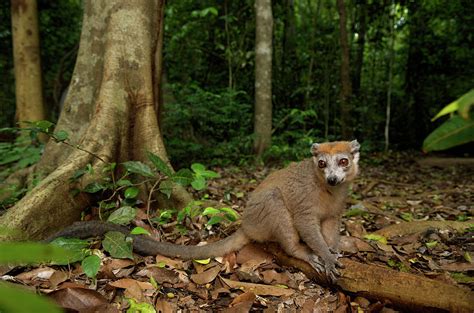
[0,282,62,313]
[102,231,133,259]
[423,90,474,152]
[81,254,101,279]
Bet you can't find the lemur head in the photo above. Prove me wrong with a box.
[311,140,360,186]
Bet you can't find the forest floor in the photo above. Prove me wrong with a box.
[2,151,473,312]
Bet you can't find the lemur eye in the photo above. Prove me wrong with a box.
[318,160,326,168]
[339,158,349,166]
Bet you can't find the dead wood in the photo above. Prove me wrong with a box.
[374,220,473,238]
[262,243,474,313]
[417,157,474,168]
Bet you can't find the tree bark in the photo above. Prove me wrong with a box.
[11,0,45,127]
[352,0,367,97]
[254,0,273,157]
[0,0,192,241]
[336,0,353,139]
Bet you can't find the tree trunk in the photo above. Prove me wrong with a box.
[336,0,353,139]
[11,0,45,127]
[0,0,192,241]
[352,0,367,97]
[253,0,273,157]
[385,2,395,152]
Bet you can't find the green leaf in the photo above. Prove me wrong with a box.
[0,242,78,265]
[172,168,194,186]
[201,170,220,178]
[33,120,54,133]
[127,298,156,313]
[207,215,223,225]
[0,282,63,313]
[432,89,474,121]
[82,255,101,278]
[122,161,155,178]
[130,227,151,235]
[107,206,137,225]
[191,163,206,173]
[202,207,220,216]
[423,115,474,152]
[48,237,91,264]
[344,208,368,217]
[124,187,139,199]
[159,180,173,199]
[54,130,69,141]
[191,176,206,190]
[194,258,211,265]
[363,234,387,245]
[147,151,173,177]
[116,179,133,187]
[83,182,105,193]
[220,207,240,222]
[400,212,413,222]
[425,241,438,248]
[102,231,133,259]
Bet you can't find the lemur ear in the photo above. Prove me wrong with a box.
[311,143,320,156]
[350,140,360,163]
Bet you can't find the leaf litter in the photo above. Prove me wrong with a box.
[4,151,473,312]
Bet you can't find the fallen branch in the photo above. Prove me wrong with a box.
[262,243,474,313]
[417,157,474,168]
[374,220,473,238]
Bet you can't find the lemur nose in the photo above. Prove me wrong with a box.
[327,176,338,186]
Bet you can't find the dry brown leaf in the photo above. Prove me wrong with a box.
[155,254,185,269]
[15,267,55,282]
[109,278,154,290]
[124,280,146,303]
[138,266,180,284]
[190,265,221,285]
[230,291,256,306]
[221,277,294,297]
[49,270,69,288]
[261,269,290,285]
[155,299,175,313]
[49,288,108,312]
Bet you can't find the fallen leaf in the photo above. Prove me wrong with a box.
[190,265,221,285]
[16,267,56,282]
[261,269,290,285]
[124,281,146,303]
[155,254,185,269]
[49,270,68,288]
[137,266,180,284]
[230,291,256,306]
[220,277,294,296]
[109,278,154,290]
[155,299,175,313]
[223,291,256,312]
[49,288,110,312]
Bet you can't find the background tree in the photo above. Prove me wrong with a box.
[0,0,191,240]
[336,0,353,139]
[253,0,273,157]
[11,0,45,128]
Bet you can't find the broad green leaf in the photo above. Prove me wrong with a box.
[147,151,173,177]
[127,298,156,313]
[201,170,220,178]
[207,215,223,225]
[191,163,206,173]
[191,176,206,190]
[172,168,194,186]
[49,237,90,264]
[54,130,69,141]
[102,231,133,259]
[122,161,155,178]
[82,254,101,278]
[83,182,105,193]
[423,115,474,152]
[0,282,62,313]
[425,241,438,248]
[220,207,240,221]
[0,242,77,265]
[130,227,151,235]
[117,179,133,186]
[107,206,137,225]
[159,179,173,199]
[433,89,474,121]
[363,234,387,245]
[33,120,54,133]
[124,187,139,199]
[202,207,220,216]
[344,208,368,217]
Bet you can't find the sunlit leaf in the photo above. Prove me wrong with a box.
[191,176,206,190]
[202,207,220,216]
[130,227,150,235]
[363,234,387,245]
[124,187,139,199]
[207,215,223,225]
[423,115,474,152]
[194,258,211,265]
